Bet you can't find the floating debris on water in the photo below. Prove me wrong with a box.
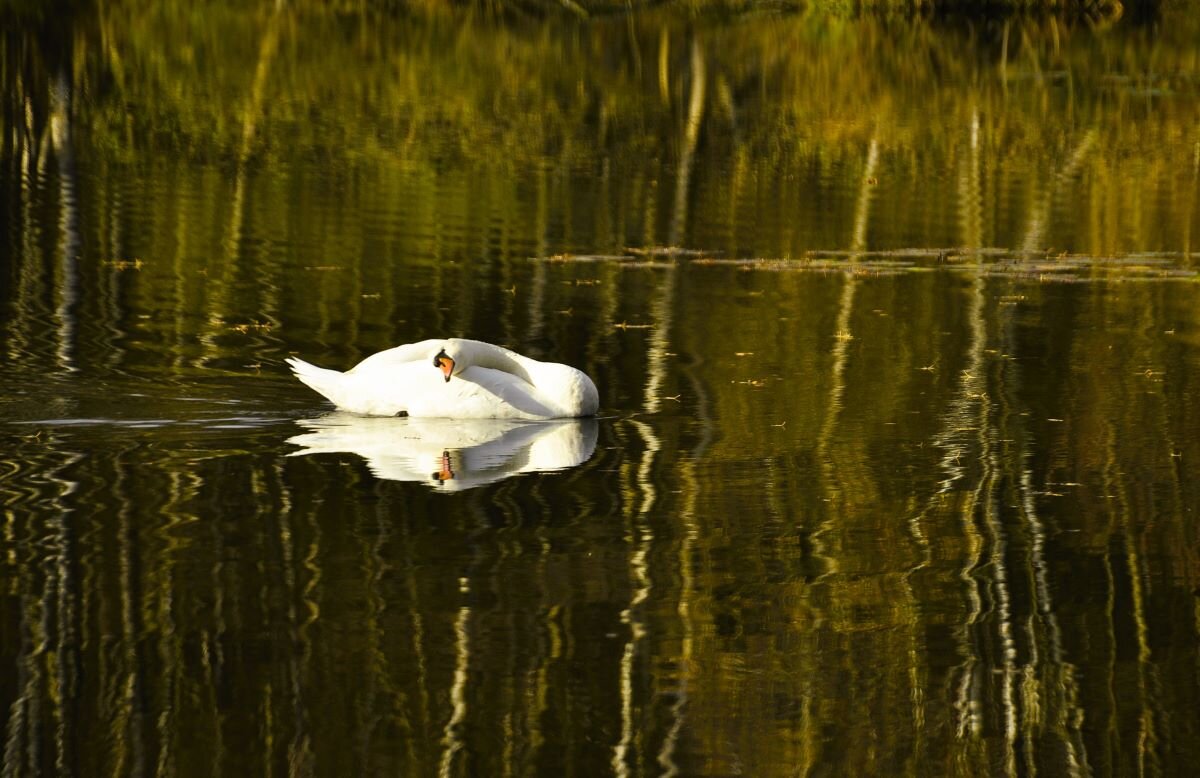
[534,248,1200,281]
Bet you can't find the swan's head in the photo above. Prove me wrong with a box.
[432,348,455,383]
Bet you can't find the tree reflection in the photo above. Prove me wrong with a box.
[2,3,1199,776]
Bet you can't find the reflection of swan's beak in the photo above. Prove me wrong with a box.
[432,450,456,484]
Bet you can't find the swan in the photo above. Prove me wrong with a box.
[285,338,598,419]
[287,414,598,490]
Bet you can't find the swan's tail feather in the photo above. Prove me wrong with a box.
[286,357,345,405]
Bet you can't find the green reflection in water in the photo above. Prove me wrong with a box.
[2,2,1200,777]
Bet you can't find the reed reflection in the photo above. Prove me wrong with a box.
[287,414,598,490]
[3,3,1200,776]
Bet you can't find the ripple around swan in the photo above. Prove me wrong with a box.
[287,413,599,491]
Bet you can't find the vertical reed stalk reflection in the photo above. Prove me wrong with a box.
[814,136,880,571]
[668,38,705,249]
[50,72,79,374]
[438,579,470,778]
[397,503,433,770]
[1021,130,1097,255]
[4,571,43,777]
[1187,141,1199,256]
[655,321,713,778]
[938,237,1089,772]
[613,418,656,778]
[203,5,284,366]
[614,32,705,774]
[155,468,203,777]
[615,266,673,766]
[3,8,1200,776]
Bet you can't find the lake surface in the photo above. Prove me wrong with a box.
[3,3,1200,776]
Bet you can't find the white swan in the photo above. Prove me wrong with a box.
[285,338,598,419]
[287,414,598,490]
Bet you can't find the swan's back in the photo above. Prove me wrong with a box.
[520,360,598,418]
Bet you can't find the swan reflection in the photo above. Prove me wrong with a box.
[287,413,598,491]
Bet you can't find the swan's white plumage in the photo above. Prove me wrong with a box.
[286,338,598,419]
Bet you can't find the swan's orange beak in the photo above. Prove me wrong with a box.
[437,355,455,382]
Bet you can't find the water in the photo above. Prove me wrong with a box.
[2,3,1200,776]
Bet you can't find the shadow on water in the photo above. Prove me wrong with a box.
[1,2,1200,776]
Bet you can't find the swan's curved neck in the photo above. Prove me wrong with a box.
[450,339,536,384]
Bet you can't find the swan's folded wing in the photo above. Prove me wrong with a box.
[441,366,557,419]
[346,339,443,374]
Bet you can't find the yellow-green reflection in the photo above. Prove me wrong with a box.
[2,3,1200,777]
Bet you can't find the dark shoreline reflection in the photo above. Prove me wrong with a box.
[287,413,599,490]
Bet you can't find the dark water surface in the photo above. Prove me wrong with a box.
[3,3,1200,776]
